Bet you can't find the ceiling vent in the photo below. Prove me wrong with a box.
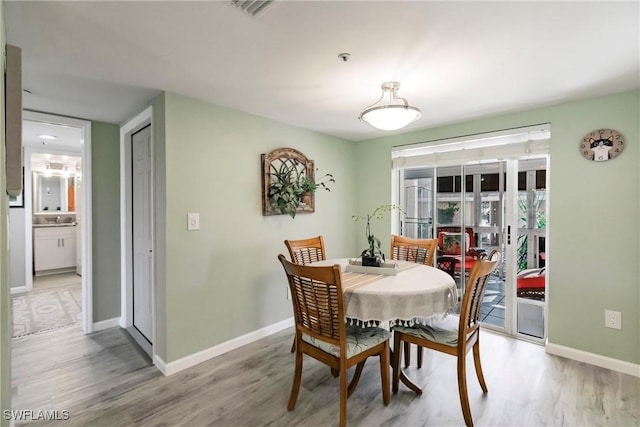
[229,0,274,17]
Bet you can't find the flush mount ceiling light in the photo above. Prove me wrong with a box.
[358,81,421,131]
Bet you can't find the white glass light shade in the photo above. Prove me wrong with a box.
[358,81,421,131]
[360,105,421,131]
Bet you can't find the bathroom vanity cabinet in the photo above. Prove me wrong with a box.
[33,226,77,274]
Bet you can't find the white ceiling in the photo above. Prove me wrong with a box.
[6,1,640,142]
[23,120,83,172]
[22,120,83,153]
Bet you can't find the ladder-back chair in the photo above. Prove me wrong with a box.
[390,234,438,266]
[284,235,326,265]
[391,258,499,427]
[278,255,390,427]
[284,236,327,352]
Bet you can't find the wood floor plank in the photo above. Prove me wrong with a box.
[11,324,640,426]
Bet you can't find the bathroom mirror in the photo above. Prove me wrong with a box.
[32,171,76,213]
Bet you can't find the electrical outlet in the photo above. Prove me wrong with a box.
[605,310,622,330]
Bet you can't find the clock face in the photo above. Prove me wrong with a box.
[579,128,624,162]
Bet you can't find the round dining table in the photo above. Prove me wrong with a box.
[311,258,458,324]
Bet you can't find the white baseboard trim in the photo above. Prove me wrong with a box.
[153,354,168,375]
[546,341,640,377]
[156,317,294,376]
[10,286,27,295]
[92,317,121,332]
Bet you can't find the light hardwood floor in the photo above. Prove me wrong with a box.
[11,325,639,426]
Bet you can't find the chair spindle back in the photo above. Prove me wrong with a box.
[285,236,326,265]
[459,259,498,336]
[390,235,438,266]
[278,254,344,344]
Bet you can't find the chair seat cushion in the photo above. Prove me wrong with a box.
[302,325,391,359]
[393,315,459,347]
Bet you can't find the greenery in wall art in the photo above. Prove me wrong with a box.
[261,147,334,218]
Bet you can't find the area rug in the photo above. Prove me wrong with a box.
[12,285,81,338]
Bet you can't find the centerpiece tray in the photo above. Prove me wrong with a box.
[345,259,398,276]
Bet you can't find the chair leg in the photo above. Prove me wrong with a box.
[339,363,348,427]
[331,368,339,377]
[417,345,424,369]
[287,349,303,411]
[392,332,402,394]
[290,337,295,353]
[379,343,390,405]
[473,341,488,393]
[457,354,473,427]
[403,341,411,368]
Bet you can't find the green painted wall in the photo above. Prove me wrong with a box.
[91,121,121,322]
[152,93,167,361]
[160,92,356,362]
[354,89,640,364]
[0,0,11,423]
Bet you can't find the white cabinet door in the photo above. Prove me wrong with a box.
[34,227,77,272]
[34,235,64,271]
[60,234,76,268]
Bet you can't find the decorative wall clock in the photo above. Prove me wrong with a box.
[579,128,624,162]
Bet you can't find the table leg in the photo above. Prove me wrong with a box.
[347,361,365,397]
[344,349,422,396]
[390,347,423,395]
[399,370,422,395]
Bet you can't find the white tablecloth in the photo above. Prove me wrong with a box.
[311,259,458,324]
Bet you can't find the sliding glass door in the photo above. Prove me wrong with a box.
[396,156,548,341]
[514,159,547,340]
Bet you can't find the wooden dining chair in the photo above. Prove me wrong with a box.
[284,235,327,352]
[486,249,501,262]
[391,258,499,427]
[389,234,438,368]
[278,255,390,427]
[390,234,438,266]
[284,235,326,265]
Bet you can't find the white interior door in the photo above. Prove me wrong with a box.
[132,124,153,344]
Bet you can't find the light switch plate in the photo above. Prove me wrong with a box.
[187,212,200,231]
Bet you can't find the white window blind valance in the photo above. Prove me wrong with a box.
[392,124,550,169]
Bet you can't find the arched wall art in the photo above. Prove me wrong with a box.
[261,147,315,218]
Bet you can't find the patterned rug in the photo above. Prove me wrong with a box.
[12,284,82,338]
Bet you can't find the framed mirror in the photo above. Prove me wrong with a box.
[32,171,76,213]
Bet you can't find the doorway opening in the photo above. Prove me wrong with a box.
[9,111,93,336]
